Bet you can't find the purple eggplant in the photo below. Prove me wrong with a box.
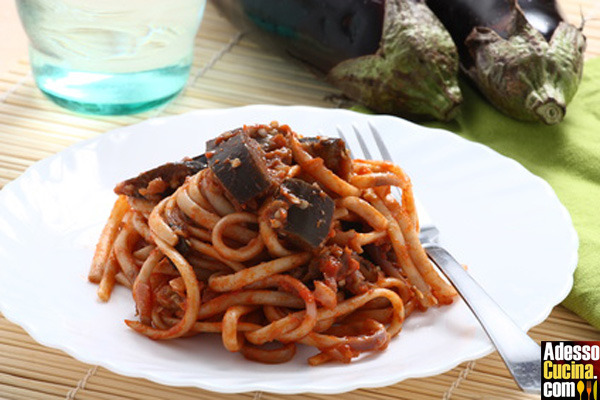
[212,0,462,121]
[426,0,586,124]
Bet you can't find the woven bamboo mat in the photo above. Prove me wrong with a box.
[1,1,599,399]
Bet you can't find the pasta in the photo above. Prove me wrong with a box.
[89,122,457,365]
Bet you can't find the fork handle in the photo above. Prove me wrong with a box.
[423,243,541,394]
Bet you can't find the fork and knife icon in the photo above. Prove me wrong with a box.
[578,380,597,400]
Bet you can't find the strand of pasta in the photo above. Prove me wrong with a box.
[211,212,264,262]
[88,195,129,283]
[125,198,201,339]
[113,211,141,285]
[377,189,457,303]
[132,249,163,325]
[97,253,120,302]
[208,253,311,292]
[244,287,404,347]
[197,290,305,320]
[244,275,317,344]
[258,200,294,257]
[363,189,437,308]
[175,172,255,243]
[289,133,360,197]
[222,305,257,352]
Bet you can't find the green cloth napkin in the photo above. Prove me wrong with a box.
[423,57,600,329]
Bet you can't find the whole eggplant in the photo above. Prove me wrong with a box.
[426,0,586,125]
[212,0,463,122]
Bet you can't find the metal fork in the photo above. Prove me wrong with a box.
[338,123,541,394]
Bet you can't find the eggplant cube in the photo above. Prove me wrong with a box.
[208,130,274,205]
[279,178,334,249]
[299,137,351,179]
[114,154,208,201]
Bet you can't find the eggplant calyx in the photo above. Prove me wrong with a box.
[464,5,585,125]
[327,0,462,122]
[525,84,565,126]
[534,101,564,126]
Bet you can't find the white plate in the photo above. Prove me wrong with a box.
[0,105,577,394]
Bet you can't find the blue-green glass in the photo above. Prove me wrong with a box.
[31,60,191,115]
[17,0,206,116]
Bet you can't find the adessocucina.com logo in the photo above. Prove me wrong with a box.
[542,341,599,399]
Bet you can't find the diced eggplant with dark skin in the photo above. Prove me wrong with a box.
[205,127,243,152]
[212,0,462,122]
[207,129,274,206]
[299,137,352,180]
[425,0,586,124]
[277,178,334,250]
[114,154,207,202]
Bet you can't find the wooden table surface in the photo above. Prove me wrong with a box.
[0,1,599,399]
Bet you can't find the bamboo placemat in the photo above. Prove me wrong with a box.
[1,2,599,399]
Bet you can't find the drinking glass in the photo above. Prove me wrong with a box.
[16,0,206,115]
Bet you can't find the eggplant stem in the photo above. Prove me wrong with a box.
[535,102,565,125]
